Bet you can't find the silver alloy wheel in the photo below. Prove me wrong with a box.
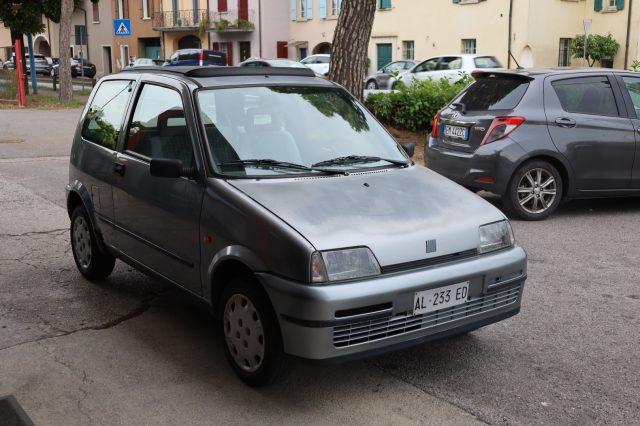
[224,294,265,373]
[517,168,557,214]
[73,216,92,269]
[366,81,377,89]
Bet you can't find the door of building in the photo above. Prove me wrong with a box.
[376,43,392,71]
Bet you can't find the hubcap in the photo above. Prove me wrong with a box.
[224,294,265,373]
[517,168,557,214]
[367,81,376,89]
[72,216,92,269]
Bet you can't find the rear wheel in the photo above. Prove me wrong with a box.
[219,277,287,386]
[70,206,116,280]
[366,80,378,90]
[503,160,563,220]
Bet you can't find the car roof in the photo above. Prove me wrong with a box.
[472,67,636,79]
[118,65,333,88]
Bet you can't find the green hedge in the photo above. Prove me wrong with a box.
[0,69,18,100]
[365,74,473,133]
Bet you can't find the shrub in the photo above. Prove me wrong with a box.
[366,73,473,133]
[0,69,18,100]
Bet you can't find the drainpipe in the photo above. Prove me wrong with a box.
[47,18,52,56]
[507,0,513,69]
[624,0,633,69]
[258,0,263,57]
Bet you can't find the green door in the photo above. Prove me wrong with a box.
[376,43,392,71]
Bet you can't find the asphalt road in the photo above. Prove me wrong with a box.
[0,108,639,425]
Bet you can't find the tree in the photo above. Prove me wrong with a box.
[58,0,74,100]
[571,33,620,67]
[328,0,377,101]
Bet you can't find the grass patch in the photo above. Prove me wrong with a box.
[0,93,86,109]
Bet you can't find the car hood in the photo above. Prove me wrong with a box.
[228,166,506,267]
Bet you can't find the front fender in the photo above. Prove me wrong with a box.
[66,180,107,251]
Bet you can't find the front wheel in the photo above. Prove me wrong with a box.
[219,278,287,386]
[503,160,563,220]
[366,80,378,90]
[70,206,116,280]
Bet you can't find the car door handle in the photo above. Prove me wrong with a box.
[555,117,576,128]
[113,162,125,176]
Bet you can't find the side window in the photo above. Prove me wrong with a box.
[81,80,133,150]
[125,84,194,168]
[622,76,640,117]
[437,57,461,70]
[414,58,439,73]
[552,76,619,117]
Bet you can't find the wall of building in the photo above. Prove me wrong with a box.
[260,0,292,58]
[289,0,338,59]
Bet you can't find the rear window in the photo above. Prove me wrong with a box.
[551,76,618,117]
[474,56,501,68]
[453,76,529,111]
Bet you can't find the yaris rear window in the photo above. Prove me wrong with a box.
[453,77,529,111]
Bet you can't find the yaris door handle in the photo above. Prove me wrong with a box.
[555,117,576,128]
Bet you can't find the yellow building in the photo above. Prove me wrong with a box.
[290,0,640,73]
[154,0,210,59]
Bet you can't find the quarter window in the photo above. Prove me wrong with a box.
[552,76,619,117]
[126,84,194,167]
[81,80,134,149]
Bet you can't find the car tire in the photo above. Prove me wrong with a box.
[70,206,116,280]
[219,277,287,387]
[366,80,378,90]
[503,160,563,221]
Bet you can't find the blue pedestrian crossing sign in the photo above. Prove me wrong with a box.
[113,19,132,37]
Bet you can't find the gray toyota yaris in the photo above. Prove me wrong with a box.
[67,66,527,386]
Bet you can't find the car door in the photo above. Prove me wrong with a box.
[544,73,635,191]
[75,79,136,246]
[408,57,441,84]
[112,77,205,294]
[615,73,640,188]
[378,61,404,88]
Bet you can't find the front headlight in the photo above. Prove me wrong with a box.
[311,247,381,283]
[478,220,515,254]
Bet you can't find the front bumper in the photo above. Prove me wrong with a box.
[258,245,526,361]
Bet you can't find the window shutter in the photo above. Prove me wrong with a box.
[306,0,314,19]
[277,41,288,58]
[218,0,227,12]
[616,0,624,10]
[319,0,327,18]
[594,0,602,11]
[226,42,233,65]
[290,0,297,20]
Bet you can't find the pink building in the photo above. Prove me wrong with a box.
[208,0,290,65]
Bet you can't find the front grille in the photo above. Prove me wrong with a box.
[333,282,521,348]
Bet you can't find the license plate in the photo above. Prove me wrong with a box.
[413,281,470,315]
[444,125,469,140]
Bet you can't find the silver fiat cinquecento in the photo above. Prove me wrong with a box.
[66,66,527,386]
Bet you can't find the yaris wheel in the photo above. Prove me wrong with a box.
[504,160,563,220]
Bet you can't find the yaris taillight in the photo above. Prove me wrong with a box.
[480,116,525,145]
[431,113,440,138]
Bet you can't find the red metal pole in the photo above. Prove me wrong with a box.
[14,40,26,107]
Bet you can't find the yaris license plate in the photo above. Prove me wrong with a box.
[413,281,470,315]
[444,125,469,140]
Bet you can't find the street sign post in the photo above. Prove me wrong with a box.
[113,19,132,37]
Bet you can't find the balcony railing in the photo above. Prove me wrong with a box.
[153,9,209,30]
[209,9,255,32]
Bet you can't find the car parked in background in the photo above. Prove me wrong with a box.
[300,54,330,75]
[51,58,96,78]
[67,65,526,386]
[426,68,640,220]
[365,60,419,90]
[239,58,308,69]
[128,58,164,68]
[396,54,502,88]
[2,54,51,75]
[164,49,226,67]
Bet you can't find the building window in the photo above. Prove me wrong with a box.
[299,0,306,18]
[329,0,339,16]
[142,0,150,19]
[75,25,87,45]
[379,0,391,9]
[402,41,414,60]
[558,38,572,66]
[461,39,476,54]
[92,2,100,22]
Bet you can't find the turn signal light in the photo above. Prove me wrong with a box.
[480,116,525,145]
[431,113,440,138]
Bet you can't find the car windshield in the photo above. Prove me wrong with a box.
[197,86,407,177]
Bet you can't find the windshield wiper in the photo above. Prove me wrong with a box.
[218,159,348,175]
[312,155,410,168]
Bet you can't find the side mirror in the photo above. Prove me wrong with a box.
[150,158,195,178]
[401,143,415,158]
